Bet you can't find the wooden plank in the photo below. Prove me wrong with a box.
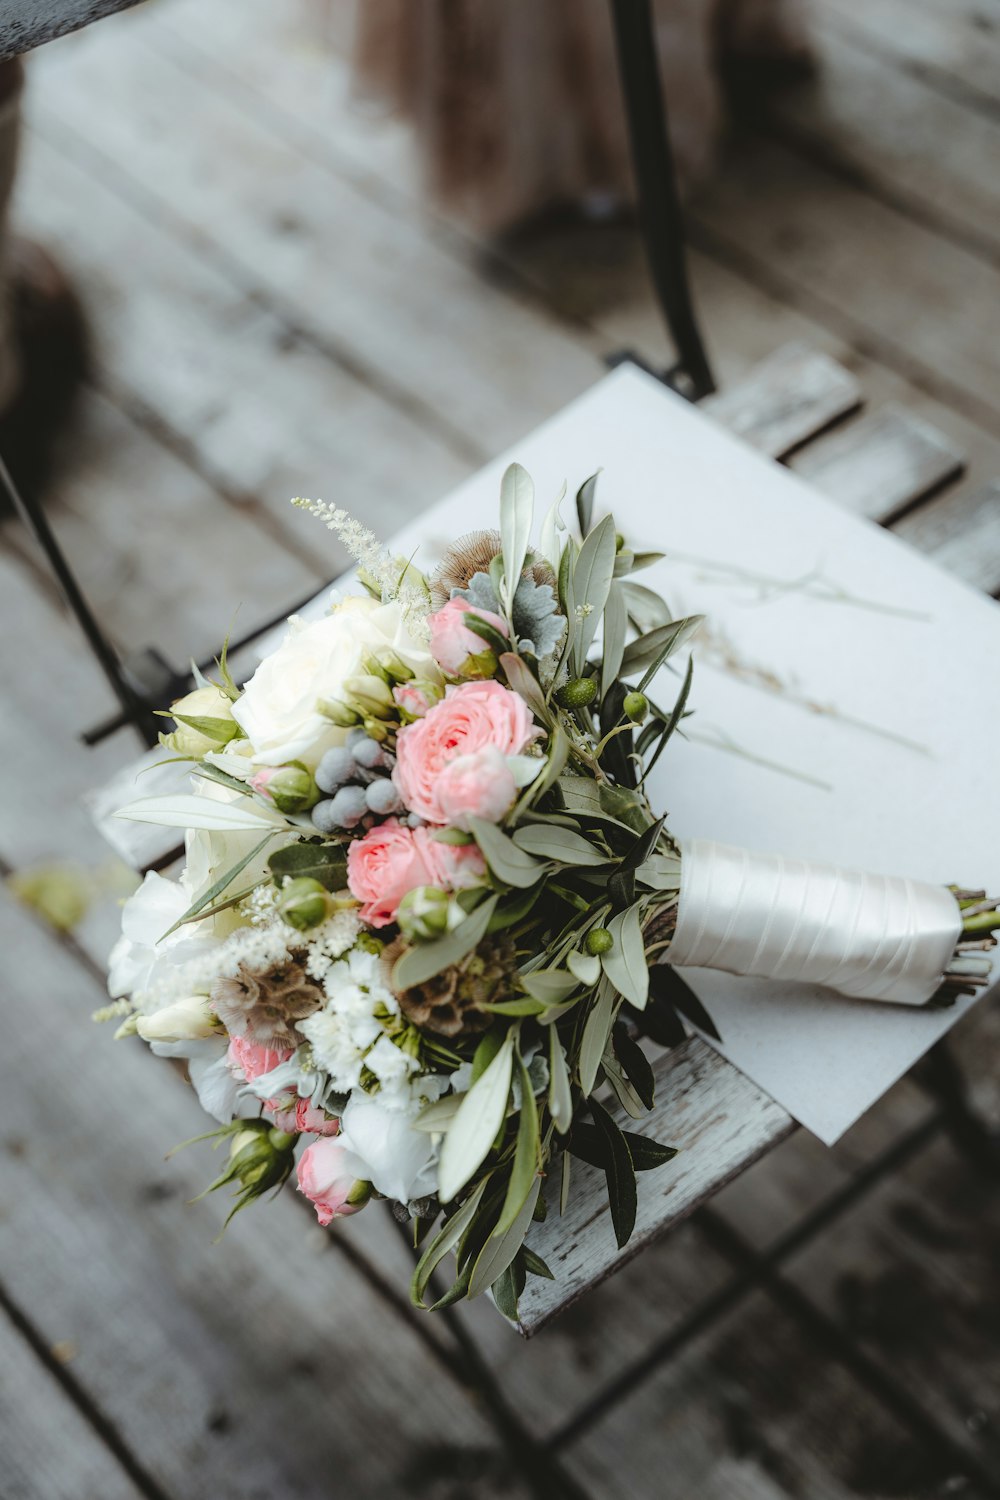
[891,481,1000,595]
[812,0,1000,109]
[519,1040,794,1336]
[0,884,525,1498]
[16,129,469,560]
[790,405,965,521]
[702,343,861,458]
[0,1316,147,1500]
[561,1280,994,1499]
[0,0,141,60]
[768,16,1000,260]
[31,16,604,464]
[689,134,1000,435]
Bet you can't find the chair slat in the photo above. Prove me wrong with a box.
[702,342,862,458]
[790,404,965,522]
[0,0,142,61]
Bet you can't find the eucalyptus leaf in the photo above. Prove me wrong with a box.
[468,1177,540,1300]
[601,906,650,1009]
[268,840,348,891]
[512,824,607,866]
[392,895,498,991]
[579,979,618,1096]
[159,832,276,938]
[490,1263,520,1322]
[117,794,280,832]
[619,615,703,681]
[409,1180,487,1309]
[566,949,601,987]
[499,652,550,721]
[613,1026,656,1110]
[494,1051,541,1236]
[576,470,600,536]
[621,580,673,634]
[571,515,618,670]
[548,1028,574,1135]
[521,1246,555,1280]
[644,653,694,780]
[600,581,628,702]
[589,1098,637,1249]
[437,1032,515,1203]
[499,463,534,611]
[520,970,580,1005]
[468,818,546,889]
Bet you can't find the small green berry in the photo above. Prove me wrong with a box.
[623,691,648,723]
[556,677,598,709]
[585,927,614,956]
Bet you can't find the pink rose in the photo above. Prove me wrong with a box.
[347,818,436,927]
[227,1035,292,1083]
[270,1099,339,1136]
[428,597,509,675]
[435,746,517,831]
[296,1137,368,1226]
[392,681,440,720]
[393,681,534,824]
[420,828,487,889]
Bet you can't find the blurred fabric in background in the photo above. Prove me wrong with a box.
[352,0,812,233]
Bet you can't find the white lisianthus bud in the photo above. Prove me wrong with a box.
[343,674,396,719]
[136,995,220,1043]
[160,685,238,758]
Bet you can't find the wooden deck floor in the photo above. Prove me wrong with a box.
[2,1,1000,1495]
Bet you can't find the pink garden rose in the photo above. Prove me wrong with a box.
[428,597,509,675]
[347,818,435,927]
[435,745,517,831]
[347,818,486,925]
[227,1035,292,1083]
[296,1137,368,1226]
[270,1098,339,1136]
[392,681,440,720]
[421,829,488,888]
[393,680,534,825]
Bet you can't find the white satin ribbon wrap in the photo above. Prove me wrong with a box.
[668,839,962,1007]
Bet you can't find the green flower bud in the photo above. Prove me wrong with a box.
[160,684,238,758]
[555,677,598,709]
[585,926,614,956]
[317,697,360,727]
[623,691,648,723]
[397,885,452,941]
[346,1179,373,1208]
[278,877,331,931]
[343,674,396,719]
[250,762,319,815]
[362,717,391,743]
[458,648,499,682]
[615,532,626,552]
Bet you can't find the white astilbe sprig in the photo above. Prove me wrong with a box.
[291,497,430,628]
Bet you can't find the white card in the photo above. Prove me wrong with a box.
[372,364,1000,1143]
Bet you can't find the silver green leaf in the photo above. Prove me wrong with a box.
[469,818,546,889]
[499,463,534,611]
[391,895,498,990]
[512,824,608,866]
[601,905,650,1009]
[438,1032,515,1203]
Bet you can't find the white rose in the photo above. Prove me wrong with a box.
[337,1092,437,1204]
[232,595,438,768]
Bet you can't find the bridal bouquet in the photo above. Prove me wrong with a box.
[106,466,997,1318]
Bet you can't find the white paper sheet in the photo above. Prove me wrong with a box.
[365,365,1000,1142]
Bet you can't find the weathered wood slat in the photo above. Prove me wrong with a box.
[0,887,522,1497]
[702,342,861,458]
[0,1316,146,1500]
[891,480,1000,596]
[518,1039,794,1336]
[0,0,141,61]
[790,404,965,521]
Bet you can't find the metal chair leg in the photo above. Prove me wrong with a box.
[608,0,715,401]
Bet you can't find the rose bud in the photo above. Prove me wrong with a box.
[159,684,238,758]
[343,674,396,719]
[278,877,332,931]
[249,762,319,815]
[428,596,509,679]
[396,884,452,941]
[317,697,360,727]
[393,680,443,721]
[135,994,219,1043]
[296,1137,372,1226]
